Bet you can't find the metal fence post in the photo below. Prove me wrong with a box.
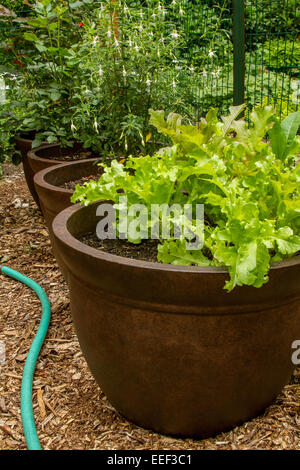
[232,0,245,106]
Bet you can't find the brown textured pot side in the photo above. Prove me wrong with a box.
[34,159,101,277]
[15,134,47,207]
[52,201,300,438]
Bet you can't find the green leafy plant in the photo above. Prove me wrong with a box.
[0,0,102,155]
[265,38,300,70]
[68,0,198,156]
[1,0,227,160]
[245,0,299,38]
[260,80,299,121]
[72,105,300,291]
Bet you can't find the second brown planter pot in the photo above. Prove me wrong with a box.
[34,158,101,275]
[24,142,94,208]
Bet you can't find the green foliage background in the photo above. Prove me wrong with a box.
[0,0,299,168]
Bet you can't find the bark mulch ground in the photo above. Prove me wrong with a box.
[0,162,299,450]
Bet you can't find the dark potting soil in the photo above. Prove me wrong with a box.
[48,150,93,162]
[60,173,102,190]
[78,232,160,263]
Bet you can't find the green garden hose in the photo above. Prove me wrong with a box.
[0,266,51,451]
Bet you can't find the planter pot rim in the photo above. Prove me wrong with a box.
[53,201,300,275]
[15,134,35,145]
[15,133,48,145]
[28,142,72,165]
[34,158,100,196]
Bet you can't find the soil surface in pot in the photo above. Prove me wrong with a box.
[79,232,159,262]
[78,232,299,265]
[45,150,94,162]
[60,173,102,191]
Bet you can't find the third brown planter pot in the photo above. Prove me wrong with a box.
[52,200,300,438]
[15,133,48,207]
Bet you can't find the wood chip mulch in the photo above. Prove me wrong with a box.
[0,163,299,450]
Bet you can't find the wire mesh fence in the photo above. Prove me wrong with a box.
[174,0,299,118]
[126,0,299,118]
[245,0,299,117]
[0,0,299,119]
[177,0,234,118]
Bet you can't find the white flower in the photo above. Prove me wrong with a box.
[115,38,119,47]
[92,35,98,47]
[146,78,151,88]
[208,50,215,59]
[98,67,103,78]
[202,69,207,78]
[139,25,143,32]
[179,8,184,16]
[291,79,300,104]
[212,69,220,79]
[171,30,179,39]
[135,45,139,52]
[172,79,176,89]
[107,29,112,38]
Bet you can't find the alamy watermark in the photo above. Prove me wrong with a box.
[292,340,300,366]
[95,197,204,250]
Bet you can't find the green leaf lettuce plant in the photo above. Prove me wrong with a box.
[72,105,300,292]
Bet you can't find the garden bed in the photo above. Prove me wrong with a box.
[0,163,300,450]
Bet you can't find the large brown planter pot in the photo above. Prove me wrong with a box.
[52,201,300,438]
[34,159,101,277]
[15,133,47,207]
